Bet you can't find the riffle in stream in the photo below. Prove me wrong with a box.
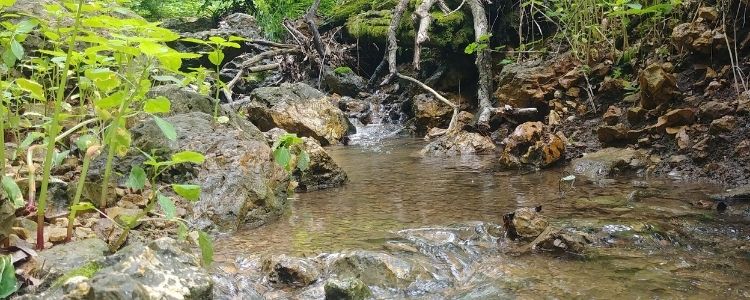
[212,127,750,299]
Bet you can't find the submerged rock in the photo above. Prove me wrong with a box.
[530,228,591,254]
[324,277,372,300]
[131,112,290,230]
[570,148,647,179]
[498,122,565,169]
[231,83,354,145]
[503,207,548,241]
[327,251,432,288]
[420,130,496,157]
[79,238,212,299]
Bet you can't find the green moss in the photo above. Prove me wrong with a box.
[334,66,353,75]
[327,0,397,25]
[52,261,102,288]
[429,11,473,50]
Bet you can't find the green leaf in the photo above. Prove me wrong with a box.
[273,147,291,169]
[139,41,168,57]
[172,184,201,202]
[110,127,132,157]
[198,231,213,267]
[2,49,16,67]
[14,19,37,35]
[0,0,17,9]
[171,151,205,164]
[177,222,188,240]
[16,78,45,101]
[153,116,177,141]
[9,39,23,60]
[208,36,226,44]
[71,202,96,212]
[207,50,224,66]
[2,176,24,209]
[144,96,171,114]
[75,134,99,151]
[126,166,147,190]
[84,68,121,93]
[157,194,176,220]
[0,255,18,298]
[297,150,310,172]
[52,150,69,167]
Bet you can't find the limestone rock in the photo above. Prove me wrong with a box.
[503,207,549,240]
[420,130,496,157]
[655,108,697,130]
[322,67,367,97]
[710,115,737,133]
[570,148,647,179]
[130,112,290,230]
[411,93,453,135]
[32,239,108,287]
[495,56,578,108]
[699,100,734,120]
[294,138,348,192]
[324,277,372,300]
[639,64,677,109]
[232,83,354,145]
[499,122,565,169]
[328,251,432,288]
[602,106,623,125]
[148,85,215,116]
[263,255,320,287]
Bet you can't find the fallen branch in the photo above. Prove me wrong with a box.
[492,105,539,116]
[396,73,460,131]
[223,63,281,102]
[304,0,326,59]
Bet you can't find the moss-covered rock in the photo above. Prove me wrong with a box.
[327,0,397,25]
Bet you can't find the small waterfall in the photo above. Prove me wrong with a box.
[346,91,406,148]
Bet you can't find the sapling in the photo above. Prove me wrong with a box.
[66,135,101,242]
[34,0,86,250]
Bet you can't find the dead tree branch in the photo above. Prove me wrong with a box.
[413,0,438,70]
[381,0,411,85]
[466,0,494,129]
[304,0,326,59]
[397,73,460,132]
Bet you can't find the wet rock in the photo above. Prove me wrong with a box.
[710,115,737,133]
[148,85,214,116]
[324,277,372,300]
[627,107,648,125]
[263,255,320,287]
[328,251,431,288]
[411,93,453,134]
[82,237,212,299]
[338,97,372,125]
[420,130,496,157]
[62,276,92,299]
[531,228,591,254]
[232,83,354,145]
[710,185,750,201]
[130,112,290,230]
[503,207,548,240]
[322,67,367,97]
[699,100,734,120]
[602,106,622,125]
[31,239,108,287]
[638,64,677,109]
[655,108,697,129]
[295,138,348,192]
[570,148,647,179]
[498,122,565,169]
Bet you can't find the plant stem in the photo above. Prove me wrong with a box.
[66,146,99,242]
[35,0,86,250]
[0,103,5,179]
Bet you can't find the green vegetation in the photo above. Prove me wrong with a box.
[52,261,102,287]
[0,255,16,297]
[334,66,353,75]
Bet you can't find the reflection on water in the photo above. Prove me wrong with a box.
[215,137,750,298]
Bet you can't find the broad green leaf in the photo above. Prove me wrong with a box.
[181,37,209,45]
[171,151,205,164]
[2,176,24,208]
[177,222,188,240]
[140,41,168,57]
[14,19,38,35]
[0,0,17,9]
[1,49,16,67]
[15,78,45,101]
[208,36,226,44]
[297,150,310,172]
[273,147,291,169]
[157,194,176,220]
[216,116,229,124]
[126,166,147,190]
[52,150,70,167]
[228,36,246,42]
[84,68,120,93]
[144,96,171,114]
[207,50,224,66]
[111,127,131,157]
[75,134,99,151]
[198,231,213,267]
[153,116,177,141]
[0,255,17,298]
[172,184,200,202]
[71,202,96,212]
[158,53,182,72]
[9,39,23,60]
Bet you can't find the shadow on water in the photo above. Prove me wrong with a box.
[214,128,750,299]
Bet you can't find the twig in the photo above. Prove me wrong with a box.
[396,73,460,131]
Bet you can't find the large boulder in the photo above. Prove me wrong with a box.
[494,57,579,108]
[420,130,496,157]
[130,112,290,230]
[31,239,109,288]
[327,251,433,288]
[498,122,565,169]
[322,67,367,97]
[638,64,678,109]
[231,83,354,146]
[74,238,212,299]
[295,138,348,192]
[570,148,648,180]
[410,93,453,135]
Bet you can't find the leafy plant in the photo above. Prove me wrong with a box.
[271,133,310,172]
[0,254,17,298]
[465,34,492,55]
[334,66,353,75]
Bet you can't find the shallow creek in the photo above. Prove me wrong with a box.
[213,125,750,299]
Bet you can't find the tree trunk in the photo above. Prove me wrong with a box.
[413,0,438,70]
[382,0,411,85]
[466,0,494,128]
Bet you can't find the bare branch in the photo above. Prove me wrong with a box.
[396,73,460,131]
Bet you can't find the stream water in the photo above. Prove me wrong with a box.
[214,125,750,299]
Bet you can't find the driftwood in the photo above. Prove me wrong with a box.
[222,48,301,101]
[397,73,460,131]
